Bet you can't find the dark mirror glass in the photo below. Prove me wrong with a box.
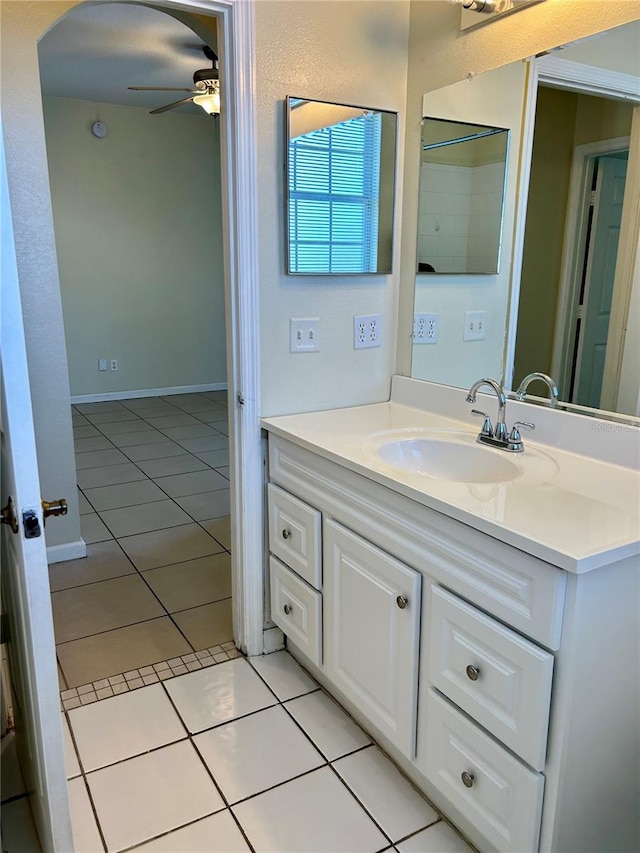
[285,97,397,275]
[418,118,509,275]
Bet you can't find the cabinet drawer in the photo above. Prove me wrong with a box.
[270,556,322,665]
[268,483,321,589]
[428,585,553,770]
[422,689,544,853]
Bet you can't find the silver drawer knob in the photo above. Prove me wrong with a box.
[282,528,291,540]
[396,595,408,609]
[461,771,475,788]
[283,603,292,615]
[466,665,480,681]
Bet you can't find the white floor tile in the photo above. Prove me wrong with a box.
[396,821,473,853]
[88,741,224,852]
[334,747,439,843]
[69,683,185,771]
[285,690,371,760]
[248,650,317,701]
[165,658,276,734]
[195,705,324,803]
[68,777,104,852]
[62,715,81,778]
[232,766,387,853]
[134,811,250,852]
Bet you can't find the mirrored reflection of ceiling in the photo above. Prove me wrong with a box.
[38,3,215,114]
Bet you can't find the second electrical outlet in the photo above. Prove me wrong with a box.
[354,314,381,349]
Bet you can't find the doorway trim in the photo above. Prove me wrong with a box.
[504,55,640,394]
[550,136,630,398]
[123,0,265,655]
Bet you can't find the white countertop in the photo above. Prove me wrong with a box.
[262,398,640,573]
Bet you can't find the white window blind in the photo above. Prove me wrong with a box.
[288,113,381,273]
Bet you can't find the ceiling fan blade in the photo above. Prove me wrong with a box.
[128,86,198,92]
[149,96,196,115]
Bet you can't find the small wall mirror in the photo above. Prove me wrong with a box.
[285,96,397,275]
[418,118,509,275]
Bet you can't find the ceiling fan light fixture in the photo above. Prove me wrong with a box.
[193,82,220,115]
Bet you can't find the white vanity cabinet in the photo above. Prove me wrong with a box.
[265,433,639,853]
[324,520,422,757]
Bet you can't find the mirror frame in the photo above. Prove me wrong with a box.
[284,95,398,276]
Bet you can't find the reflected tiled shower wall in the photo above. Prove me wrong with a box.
[418,161,505,273]
[52,391,234,694]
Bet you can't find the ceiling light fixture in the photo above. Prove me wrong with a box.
[193,81,221,115]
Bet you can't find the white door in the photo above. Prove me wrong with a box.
[574,154,628,407]
[323,520,421,758]
[1,129,73,851]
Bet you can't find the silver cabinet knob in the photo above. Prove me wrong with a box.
[466,665,480,681]
[396,595,408,609]
[282,528,291,540]
[283,603,292,615]
[461,771,475,788]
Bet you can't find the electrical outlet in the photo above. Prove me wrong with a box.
[110,359,119,371]
[98,358,108,372]
[463,310,487,341]
[289,318,320,353]
[413,313,439,344]
[353,314,381,349]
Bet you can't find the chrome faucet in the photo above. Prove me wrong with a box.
[515,372,559,407]
[466,377,534,452]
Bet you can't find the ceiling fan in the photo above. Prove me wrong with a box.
[128,45,220,115]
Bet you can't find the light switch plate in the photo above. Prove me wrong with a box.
[290,318,320,353]
[464,310,487,341]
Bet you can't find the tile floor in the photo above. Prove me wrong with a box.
[1,651,476,852]
[53,391,234,691]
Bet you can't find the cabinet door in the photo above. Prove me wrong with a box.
[324,520,421,757]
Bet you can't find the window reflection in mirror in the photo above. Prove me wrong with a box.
[418,119,509,275]
[285,97,397,275]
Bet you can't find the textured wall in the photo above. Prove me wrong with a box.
[43,96,226,396]
[254,0,410,416]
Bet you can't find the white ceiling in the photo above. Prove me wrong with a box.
[38,3,216,114]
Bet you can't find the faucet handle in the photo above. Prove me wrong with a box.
[508,420,535,446]
[471,409,493,438]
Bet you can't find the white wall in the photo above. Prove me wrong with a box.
[254,0,410,417]
[43,97,226,397]
[398,0,640,381]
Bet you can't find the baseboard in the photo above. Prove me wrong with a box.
[70,383,228,405]
[262,626,285,654]
[47,539,87,565]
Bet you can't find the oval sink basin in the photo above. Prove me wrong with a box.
[376,435,521,484]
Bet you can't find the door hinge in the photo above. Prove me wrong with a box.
[589,190,596,207]
[237,393,245,406]
[576,304,584,320]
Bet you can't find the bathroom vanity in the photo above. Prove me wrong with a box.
[262,377,639,853]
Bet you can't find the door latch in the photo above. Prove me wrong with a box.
[22,510,41,539]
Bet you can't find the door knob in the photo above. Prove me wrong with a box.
[41,498,68,524]
[396,595,409,609]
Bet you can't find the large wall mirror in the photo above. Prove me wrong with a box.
[285,97,397,275]
[410,20,640,422]
[418,118,509,275]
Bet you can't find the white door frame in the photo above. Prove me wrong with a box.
[504,56,640,394]
[551,136,630,398]
[145,0,263,656]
